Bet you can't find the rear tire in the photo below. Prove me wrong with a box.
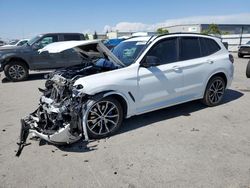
[4,61,29,81]
[85,97,123,139]
[246,61,250,78]
[202,76,226,106]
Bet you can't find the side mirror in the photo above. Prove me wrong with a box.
[32,43,42,50]
[141,56,161,68]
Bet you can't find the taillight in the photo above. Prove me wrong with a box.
[229,54,234,64]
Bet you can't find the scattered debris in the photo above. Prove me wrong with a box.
[239,89,250,92]
[29,136,40,141]
[127,163,133,169]
[51,150,55,153]
[39,139,48,146]
[156,133,159,136]
[223,115,230,120]
[191,128,199,132]
[2,129,6,132]
[84,159,89,162]
[114,171,117,175]
[62,154,68,157]
[128,183,136,188]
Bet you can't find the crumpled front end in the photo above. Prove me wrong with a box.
[16,74,90,156]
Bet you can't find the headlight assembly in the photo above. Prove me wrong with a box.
[72,84,84,97]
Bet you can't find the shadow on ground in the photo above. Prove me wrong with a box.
[1,72,50,83]
[119,89,243,135]
[22,89,243,154]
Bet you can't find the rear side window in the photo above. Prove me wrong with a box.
[64,34,81,41]
[200,38,221,56]
[147,37,178,65]
[179,37,201,61]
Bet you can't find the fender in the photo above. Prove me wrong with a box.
[202,69,229,97]
[88,90,134,118]
[1,53,29,68]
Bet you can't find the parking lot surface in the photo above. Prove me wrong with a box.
[0,55,250,188]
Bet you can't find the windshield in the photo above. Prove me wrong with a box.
[112,41,146,66]
[247,41,250,45]
[27,35,42,46]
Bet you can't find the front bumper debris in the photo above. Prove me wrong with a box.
[16,95,90,156]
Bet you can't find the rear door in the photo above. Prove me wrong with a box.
[180,36,220,100]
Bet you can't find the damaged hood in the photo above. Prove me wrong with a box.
[39,40,125,67]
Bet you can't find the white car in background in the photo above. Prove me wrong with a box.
[18,34,234,153]
[1,39,29,47]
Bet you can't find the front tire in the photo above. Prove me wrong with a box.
[85,97,123,139]
[238,53,244,58]
[202,76,226,106]
[4,61,29,81]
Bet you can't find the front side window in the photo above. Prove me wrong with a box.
[179,37,201,61]
[147,37,178,65]
[34,35,58,49]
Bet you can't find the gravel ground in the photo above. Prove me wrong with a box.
[0,54,250,188]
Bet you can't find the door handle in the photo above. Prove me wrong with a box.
[207,60,214,64]
[172,66,181,71]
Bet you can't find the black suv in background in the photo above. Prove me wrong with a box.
[238,41,250,58]
[0,33,85,81]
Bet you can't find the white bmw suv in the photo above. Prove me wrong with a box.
[19,33,234,147]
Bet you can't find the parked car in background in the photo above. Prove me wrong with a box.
[103,38,125,49]
[19,33,234,146]
[2,39,29,47]
[238,41,250,58]
[0,40,6,46]
[0,33,85,81]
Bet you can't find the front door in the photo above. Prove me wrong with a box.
[137,37,184,113]
[31,35,60,69]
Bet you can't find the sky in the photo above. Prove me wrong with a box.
[0,0,250,40]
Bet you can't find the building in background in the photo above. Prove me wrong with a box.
[161,24,250,52]
[162,24,250,34]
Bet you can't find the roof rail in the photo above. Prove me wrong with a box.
[155,32,221,39]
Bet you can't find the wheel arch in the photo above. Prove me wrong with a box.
[4,57,29,69]
[207,72,228,87]
[202,71,228,97]
[92,91,130,118]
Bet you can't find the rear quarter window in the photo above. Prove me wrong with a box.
[200,38,221,56]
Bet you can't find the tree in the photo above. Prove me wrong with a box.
[202,24,221,35]
[93,31,98,39]
[221,31,230,35]
[85,33,89,40]
[156,28,169,35]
